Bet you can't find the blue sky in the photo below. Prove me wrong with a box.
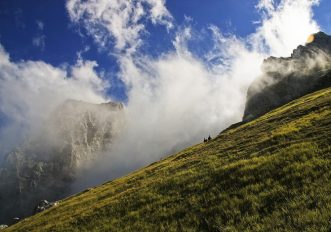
[0,0,330,102]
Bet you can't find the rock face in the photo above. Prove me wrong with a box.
[34,200,58,214]
[0,100,125,224]
[243,32,331,121]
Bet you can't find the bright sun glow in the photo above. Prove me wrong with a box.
[307,34,315,43]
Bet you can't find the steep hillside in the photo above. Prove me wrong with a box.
[5,87,331,231]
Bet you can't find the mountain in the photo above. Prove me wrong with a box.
[0,100,125,224]
[5,86,331,231]
[3,32,331,231]
[243,32,331,121]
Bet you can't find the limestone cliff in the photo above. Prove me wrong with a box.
[0,100,125,224]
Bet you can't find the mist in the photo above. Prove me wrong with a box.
[0,51,108,162]
[0,0,323,193]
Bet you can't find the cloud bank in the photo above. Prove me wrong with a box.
[67,0,322,188]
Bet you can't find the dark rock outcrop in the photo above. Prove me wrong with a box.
[34,200,58,214]
[243,32,331,121]
[0,100,125,224]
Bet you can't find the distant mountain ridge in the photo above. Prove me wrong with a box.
[243,31,331,121]
[0,100,125,224]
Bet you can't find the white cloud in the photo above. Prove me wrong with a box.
[36,20,44,30]
[256,0,276,13]
[72,26,266,188]
[66,0,323,187]
[253,0,320,57]
[66,0,173,53]
[33,20,46,50]
[32,35,46,50]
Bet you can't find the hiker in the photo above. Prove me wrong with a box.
[208,135,212,141]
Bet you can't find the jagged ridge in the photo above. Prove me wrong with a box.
[243,31,331,121]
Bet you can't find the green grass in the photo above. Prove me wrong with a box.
[6,87,331,232]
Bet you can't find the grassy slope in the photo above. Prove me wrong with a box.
[6,88,331,232]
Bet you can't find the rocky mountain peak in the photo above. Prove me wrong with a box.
[290,31,331,59]
[243,32,331,121]
[306,31,331,46]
